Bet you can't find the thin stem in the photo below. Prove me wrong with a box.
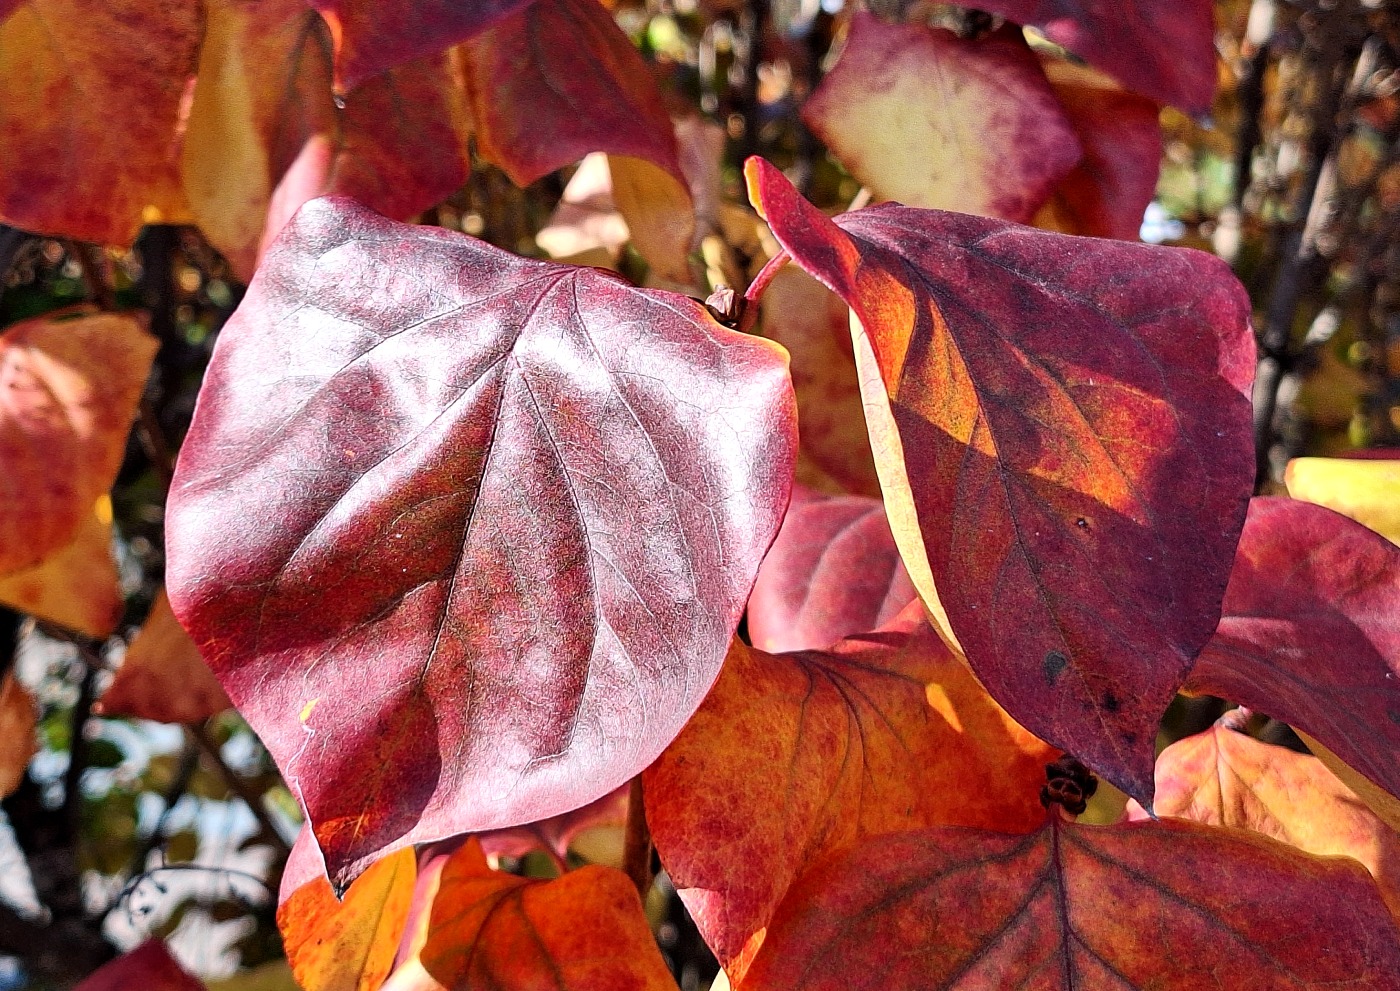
[622,775,654,899]
[187,723,294,856]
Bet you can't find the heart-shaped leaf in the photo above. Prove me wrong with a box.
[801,15,1081,223]
[645,604,1054,974]
[974,0,1217,112]
[745,157,1255,804]
[166,196,796,884]
[747,486,914,653]
[741,818,1400,990]
[1186,497,1400,810]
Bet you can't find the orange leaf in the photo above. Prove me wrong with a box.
[0,670,36,798]
[74,939,204,991]
[278,846,417,991]
[0,311,158,576]
[1139,720,1400,920]
[0,0,197,244]
[0,498,122,637]
[742,818,1400,990]
[757,268,880,497]
[419,839,677,991]
[97,588,231,724]
[644,604,1055,973]
[801,15,1081,222]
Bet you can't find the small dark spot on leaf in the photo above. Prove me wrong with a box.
[1043,650,1068,684]
[1388,709,1400,727]
[1075,517,1089,529]
[1102,692,1121,713]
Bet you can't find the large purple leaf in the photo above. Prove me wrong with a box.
[166,197,797,885]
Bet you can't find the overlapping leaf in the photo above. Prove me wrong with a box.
[1286,455,1400,543]
[0,670,36,798]
[746,157,1255,803]
[742,819,1400,990]
[1142,720,1400,918]
[166,197,797,884]
[0,0,197,244]
[644,605,1054,973]
[974,0,1218,112]
[418,839,677,991]
[74,940,205,991]
[746,487,914,653]
[278,847,416,991]
[1186,497,1400,810]
[0,312,158,576]
[0,498,122,637]
[97,588,232,724]
[801,15,1081,223]
[1033,56,1163,240]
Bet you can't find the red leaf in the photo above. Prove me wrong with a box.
[746,156,1255,804]
[310,0,533,92]
[747,487,914,653]
[801,15,1081,223]
[1186,497,1400,809]
[645,606,1055,973]
[741,819,1400,990]
[0,0,197,245]
[1034,56,1163,241]
[166,197,797,885]
[974,0,1218,112]
[478,784,629,863]
[462,0,683,189]
[74,940,204,991]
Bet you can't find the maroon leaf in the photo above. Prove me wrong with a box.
[1186,497,1400,808]
[747,486,915,653]
[166,197,797,885]
[74,940,204,991]
[746,158,1255,804]
[974,0,1218,112]
[310,0,534,92]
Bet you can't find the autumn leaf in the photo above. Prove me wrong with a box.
[74,939,205,991]
[0,670,36,798]
[279,846,417,991]
[746,156,1255,804]
[1033,55,1163,241]
[1186,497,1400,817]
[1139,718,1400,919]
[166,197,797,885]
[802,15,1081,223]
[757,268,880,497]
[0,0,196,244]
[0,311,158,576]
[747,487,914,653]
[0,498,122,638]
[1286,454,1400,544]
[974,0,1218,112]
[478,784,629,863]
[418,839,677,991]
[96,588,232,724]
[741,818,1400,990]
[644,604,1055,973]
[309,0,533,92]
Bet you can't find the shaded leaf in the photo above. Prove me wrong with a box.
[97,588,232,724]
[419,839,677,991]
[0,0,196,244]
[644,605,1055,973]
[1033,56,1163,241]
[464,0,682,190]
[1186,498,1400,811]
[478,784,629,862]
[1286,455,1400,544]
[746,156,1255,803]
[757,268,880,497]
[0,311,158,575]
[1139,720,1400,919]
[310,0,532,92]
[166,197,797,885]
[0,670,36,797]
[974,0,1217,112]
[607,155,696,290]
[0,498,121,637]
[535,154,631,264]
[747,486,913,653]
[1299,732,1400,839]
[802,16,1081,223]
[742,819,1400,990]
[279,847,417,991]
[74,939,205,991]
